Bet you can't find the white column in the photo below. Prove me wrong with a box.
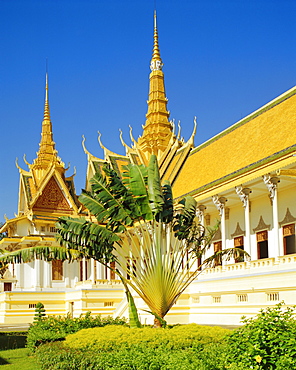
[212,196,227,249]
[196,205,206,265]
[263,175,280,258]
[64,262,70,288]
[89,259,96,283]
[34,259,41,289]
[236,186,252,257]
[73,261,79,286]
[96,262,103,280]
[15,263,22,289]
[43,261,52,289]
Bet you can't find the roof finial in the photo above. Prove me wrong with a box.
[44,64,50,121]
[150,10,162,71]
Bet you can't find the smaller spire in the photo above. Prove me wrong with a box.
[31,72,64,174]
[150,10,163,71]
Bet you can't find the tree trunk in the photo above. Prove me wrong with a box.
[153,317,162,328]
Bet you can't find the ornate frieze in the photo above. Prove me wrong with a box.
[33,177,72,212]
[253,216,271,233]
[231,222,245,238]
[279,208,296,227]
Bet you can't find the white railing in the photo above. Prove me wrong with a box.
[201,253,296,277]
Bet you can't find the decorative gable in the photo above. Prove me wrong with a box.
[33,176,72,213]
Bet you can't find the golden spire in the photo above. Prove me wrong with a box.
[32,73,64,175]
[137,10,172,157]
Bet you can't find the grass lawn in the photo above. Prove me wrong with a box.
[0,348,39,369]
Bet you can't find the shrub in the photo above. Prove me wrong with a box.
[33,302,46,323]
[27,312,127,352]
[226,302,296,369]
[65,323,229,351]
[0,332,27,350]
[35,324,231,369]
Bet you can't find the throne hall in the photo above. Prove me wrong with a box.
[0,13,296,325]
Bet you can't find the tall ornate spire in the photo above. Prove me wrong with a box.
[137,11,172,157]
[32,73,64,175]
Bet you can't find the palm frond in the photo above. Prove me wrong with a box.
[173,196,197,240]
[85,167,134,231]
[56,217,119,263]
[156,180,173,223]
[0,245,83,264]
[202,247,250,268]
[122,164,153,221]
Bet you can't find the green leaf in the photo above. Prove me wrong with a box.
[147,155,164,216]
[122,164,153,221]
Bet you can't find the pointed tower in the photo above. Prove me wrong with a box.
[31,74,64,183]
[2,73,80,223]
[83,11,196,189]
[137,11,172,156]
[0,71,80,264]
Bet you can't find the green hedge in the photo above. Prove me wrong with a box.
[35,324,230,370]
[27,312,127,352]
[65,323,229,351]
[0,332,27,350]
[33,304,296,369]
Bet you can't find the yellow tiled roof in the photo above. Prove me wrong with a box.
[173,87,296,199]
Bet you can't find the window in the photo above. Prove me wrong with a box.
[267,292,279,302]
[257,231,268,259]
[104,302,114,307]
[237,294,248,302]
[50,227,57,233]
[283,224,296,255]
[213,241,222,266]
[79,260,88,281]
[40,226,46,233]
[29,303,36,309]
[3,282,12,292]
[213,296,221,303]
[234,236,244,262]
[52,260,63,280]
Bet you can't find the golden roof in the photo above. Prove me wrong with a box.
[173,87,296,199]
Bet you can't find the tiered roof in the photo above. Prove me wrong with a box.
[1,75,80,235]
[83,12,196,189]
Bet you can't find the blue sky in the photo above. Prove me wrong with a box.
[0,0,295,220]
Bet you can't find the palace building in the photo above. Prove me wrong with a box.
[0,13,296,325]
